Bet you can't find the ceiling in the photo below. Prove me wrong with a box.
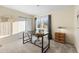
[2,5,73,16]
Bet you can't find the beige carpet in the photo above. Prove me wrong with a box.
[0,34,77,53]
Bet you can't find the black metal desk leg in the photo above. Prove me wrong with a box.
[30,34,32,43]
[42,36,43,53]
[48,39,50,48]
[23,32,25,44]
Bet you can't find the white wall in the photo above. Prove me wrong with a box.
[74,6,79,52]
[51,6,75,44]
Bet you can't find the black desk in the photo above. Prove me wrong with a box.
[23,32,50,53]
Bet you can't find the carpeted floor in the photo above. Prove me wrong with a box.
[0,34,77,53]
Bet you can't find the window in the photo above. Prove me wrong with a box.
[12,21,25,34]
[35,16,48,33]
